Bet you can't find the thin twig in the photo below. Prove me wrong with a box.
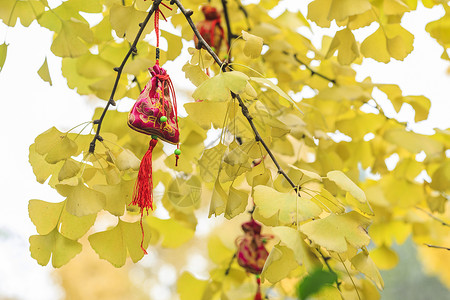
[234,0,251,30]
[89,0,163,153]
[424,244,450,251]
[224,252,237,275]
[233,93,298,190]
[338,253,361,300]
[290,52,336,85]
[316,247,341,291]
[415,206,450,227]
[172,0,297,192]
[221,0,238,47]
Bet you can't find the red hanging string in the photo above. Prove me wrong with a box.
[254,275,262,300]
[132,138,158,254]
[152,0,179,165]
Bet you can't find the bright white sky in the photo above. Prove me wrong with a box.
[0,1,448,299]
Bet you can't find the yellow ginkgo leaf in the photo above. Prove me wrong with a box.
[403,95,431,122]
[34,127,78,164]
[167,176,202,212]
[182,63,210,87]
[29,200,64,235]
[360,24,414,63]
[161,30,183,61]
[147,216,195,248]
[192,71,249,102]
[326,28,360,65]
[327,170,366,203]
[350,252,384,289]
[426,12,450,47]
[0,0,45,27]
[115,149,140,171]
[261,244,298,284]
[224,187,248,219]
[88,219,151,267]
[308,0,372,27]
[58,158,81,181]
[94,180,134,216]
[30,229,82,268]
[209,180,227,217]
[383,128,443,155]
[242,30,263,59]
[250,77,300,110]
[254,185,322,225]
[177,272,208,300]
[59,207,96,240]
[188,47,214,68]
[58,179,106,216]
[300,212,371,253]
[384,0,410,16]
[109,4,152,42]
[272,226,321,271]
[51,19,93,58]
[370,245,399,270]
[430,161,450,192]
[0,43,7,72]
[275,10,310,31]
[37,57,52,85]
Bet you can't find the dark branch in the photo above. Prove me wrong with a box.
[415,206,450,227]
[235,0,251,30]
[172,0,298,192]
[89,0,163,153]
[221,0,237,48]
[233,93,298,190]
[224,252,237,275]
[291,53,336,85]
[424,244,450,251]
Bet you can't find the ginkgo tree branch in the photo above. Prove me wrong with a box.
[172,0,298,191]
[221,0,238,47]
[424,244,450,251]
[291,53,337,85]
[89,0,163,153]
[415,206,450,227]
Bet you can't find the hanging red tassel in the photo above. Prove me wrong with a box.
[254,275,262,300]
[132,137,158,254]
